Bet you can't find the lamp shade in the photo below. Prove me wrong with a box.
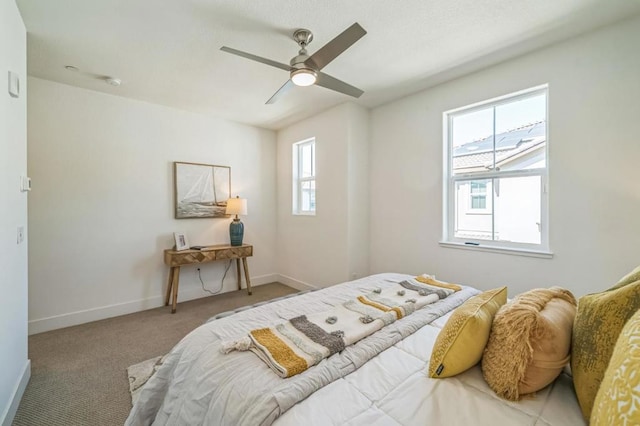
[226,197,247,216]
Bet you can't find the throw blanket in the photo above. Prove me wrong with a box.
[224,277,461,378]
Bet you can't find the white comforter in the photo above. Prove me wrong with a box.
[126,273,585,426]
[276,300,586,425]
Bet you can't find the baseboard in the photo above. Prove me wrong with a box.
[1,359,30,426]
[28,273,281,335]
[28,294,166,335]
[246,273,281,287]
[276,274,318,291]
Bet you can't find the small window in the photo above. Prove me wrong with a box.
[443,86,549,254]
[293,138,316,215]
[470,180,487,210]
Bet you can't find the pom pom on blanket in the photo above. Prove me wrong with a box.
[221,336,252,353]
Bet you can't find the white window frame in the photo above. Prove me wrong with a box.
[292,137,316,215]
[441,85,551,257]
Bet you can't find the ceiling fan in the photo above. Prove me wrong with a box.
[220,23,367,104]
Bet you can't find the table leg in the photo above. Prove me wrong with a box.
[242,257,252,295]
[165,267,174,306]
[236,259,242,291]
[171,266,180,314]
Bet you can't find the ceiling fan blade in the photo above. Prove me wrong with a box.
[305,23,366,71]
[266,79,295,104]
[316,72,364,98]
[220,46,291,72]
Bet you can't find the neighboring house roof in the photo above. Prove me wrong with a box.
[453,121,546,172]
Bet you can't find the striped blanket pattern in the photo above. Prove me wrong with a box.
[225,276,461,378]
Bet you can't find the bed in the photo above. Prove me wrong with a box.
[125,273,585,425]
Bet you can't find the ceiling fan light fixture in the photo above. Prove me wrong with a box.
[220,23,366,103]
[291,69,317,87]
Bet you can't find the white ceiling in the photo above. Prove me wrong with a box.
[16,0,640,130]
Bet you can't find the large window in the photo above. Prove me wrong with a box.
[293,138,316,215]
[443,86,549,254]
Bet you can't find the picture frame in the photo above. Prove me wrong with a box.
[174,232,190,251]
[174,162,231,219]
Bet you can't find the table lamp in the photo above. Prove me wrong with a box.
[225,196,248,246]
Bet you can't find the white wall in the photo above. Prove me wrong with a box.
[369,16,640,297]
[24,13,640,338]
[346,105,370,280]
[276,103,369,288]
[0,0,30,423]
[27,78,277,334]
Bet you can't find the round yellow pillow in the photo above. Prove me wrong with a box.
[481,287,577,400]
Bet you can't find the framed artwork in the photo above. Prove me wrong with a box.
[174,162,231,219]
[174,232,190,251]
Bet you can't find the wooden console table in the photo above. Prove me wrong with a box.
[163,244,253,313]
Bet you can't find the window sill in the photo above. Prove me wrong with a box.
[439,241,553,259]
[292,212,316,216]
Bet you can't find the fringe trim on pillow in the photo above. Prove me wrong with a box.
[481,287,576,401]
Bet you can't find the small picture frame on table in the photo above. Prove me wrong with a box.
[174,232,190,251]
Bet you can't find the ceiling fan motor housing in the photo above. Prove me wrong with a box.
[290,54,310,68]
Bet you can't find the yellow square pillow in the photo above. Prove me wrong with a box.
[590,307,640,425]
[428,287,507,378]
[572,265,640,420]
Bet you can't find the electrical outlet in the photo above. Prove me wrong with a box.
[17,226,24,244]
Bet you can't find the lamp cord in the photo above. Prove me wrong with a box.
[198,260,232,295]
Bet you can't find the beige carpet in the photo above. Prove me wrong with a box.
[13,283,298,426]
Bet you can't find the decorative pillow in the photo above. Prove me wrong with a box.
[590,308,640,425]
[481,287,576,401]
[572,265,640,420]
[428,287,507,378]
